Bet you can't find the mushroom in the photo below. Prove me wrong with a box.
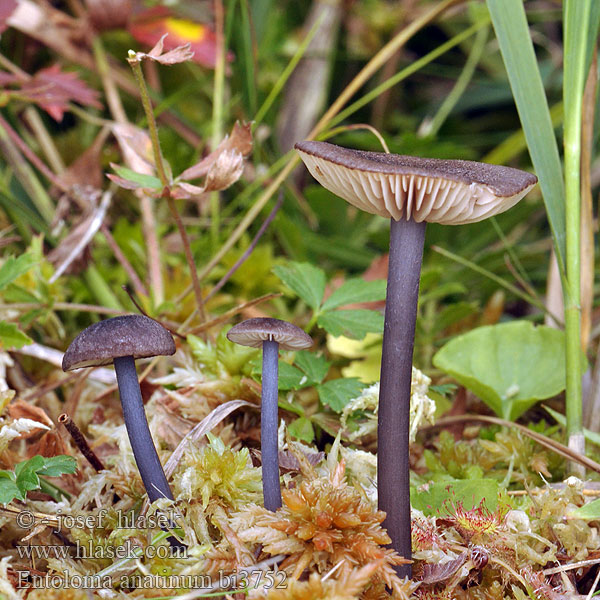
[63,314,176,504]
[295,140,537,575]
[227,318,313,511]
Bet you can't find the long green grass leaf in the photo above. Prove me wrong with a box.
[486,0,566,275]
[562,0,599,445]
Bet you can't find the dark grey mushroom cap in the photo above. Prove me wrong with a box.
[227,318,313,351]
[62,314,176,370]
[295,141,538,225]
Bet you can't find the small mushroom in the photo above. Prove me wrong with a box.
[63,314,176,503]
[296,140,537,575]
[227,318,313,511]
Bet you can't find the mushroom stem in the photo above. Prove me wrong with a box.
[261,339,282,511]
[378,217,426,577]
[113,355,174,503]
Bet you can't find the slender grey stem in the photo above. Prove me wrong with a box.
[113,355,174,503]
[378,217,426,578]
[261,339,281,511]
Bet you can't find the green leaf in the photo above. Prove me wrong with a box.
[568,498,600,520]
[37,455,77,477]
[317,378,364,412]
[273,262,326,311]
[0,253,36,291]
[487,0,566,273]
[287,417,315,443]
[251,359,308,391]
[111,165,162,189]
[14,455,45,496]
[0,478,22,504]
[0,321,32,350]
[317,309,384,339]
[410,479,499,517]
[321,279,387,311]
[277,362,309,391]
[294,351,330,385]
[433,321,571,421]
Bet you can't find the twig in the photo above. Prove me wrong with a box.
[433,415,600,473]
[543,558,600,575]
[205,192,285,302]
[0,302,125,314]
[122,285,186,341]
[49,190,112,283]
[58,413,105,472]
[185,293,282,335]
[101,224,148,297]
[164,191,207,325]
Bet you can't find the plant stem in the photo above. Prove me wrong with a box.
[378,217,426,578]
[113,355,173,503]
[164,191,207,325]
[128,58,169,186]
[563,0,593,465]
[210,0,226,246]
[261,340,281,511]
[129,56,205,322]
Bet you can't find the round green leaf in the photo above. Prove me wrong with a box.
[433,321,568,420]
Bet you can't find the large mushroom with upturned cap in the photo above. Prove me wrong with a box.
[296,140,538,576]
[227,318,313,511]
[63,314,176,504]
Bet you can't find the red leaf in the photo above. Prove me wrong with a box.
[128,7,232,69]
[22,64,102,121]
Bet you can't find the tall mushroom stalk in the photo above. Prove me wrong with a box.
[296,140,537,576]
[63,315,176,504]
[227,318,313,511]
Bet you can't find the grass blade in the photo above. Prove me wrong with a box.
[486,0,566,275]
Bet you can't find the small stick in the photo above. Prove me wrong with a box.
[58,413,105,472]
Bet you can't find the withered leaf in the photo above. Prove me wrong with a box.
[21,64,102,121]
[421,553,467,584]
[128,7,229,69]
[7,400,54,437]
[129,33,194,65]
[180,121,252,181]
[111,123,155,175]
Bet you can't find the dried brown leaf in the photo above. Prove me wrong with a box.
[420,554,467,584]
[111,123,155,175]
[129,33,195,65]
[7,399,54,431]
[180,121,252,181]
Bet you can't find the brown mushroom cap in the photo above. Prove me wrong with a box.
[62,314,175,370]
[227,318,313,351]
[295,141,538,225]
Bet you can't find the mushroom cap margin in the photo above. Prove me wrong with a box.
[227,318,313,351]
[62,314,176,370]
[295,140,537,225]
